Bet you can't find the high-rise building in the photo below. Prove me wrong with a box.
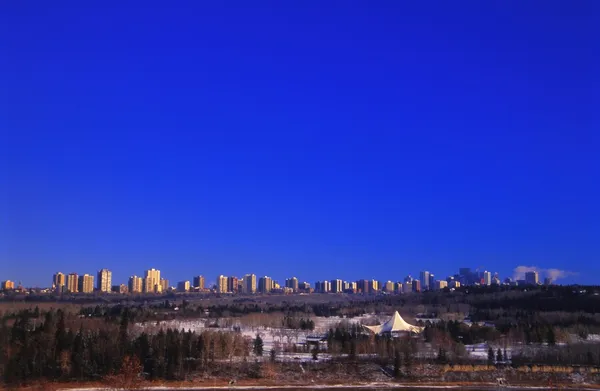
[128,276,143,293]
[525,271,539,285]
[403,282,412,293]
[357,280,370,294]
[53,272,66,292]
[330,279,343,293]
[159,278,169,292]
[285,277,299,292]
[177,281,190,292]
[419,271,430,291]
[483,271,492,286]
[1,280,14,290]
[117,284,128,294]
[384,281,394,292]
[394,282,403,294]
[217,275,228,293]
[349,281,357,292]
[436,280,448,290]
[368,279,378,292]
[412,280,421,293]
[428,274,435,289]
[144,268,161,293]
[299,281,311,292]
[97,269,112,293]
[67,273,79,293]
[544,277,553,286]
[78,274,94,293]
[193,276,205,290]
[227,276,238,293]
[258,276,273,293]
[243,274,256,294]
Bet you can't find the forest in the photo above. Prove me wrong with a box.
[1,285,600,387]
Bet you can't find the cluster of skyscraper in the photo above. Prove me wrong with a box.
[213,274,309,294]
[51,269,111,294]
[0,266,551,294]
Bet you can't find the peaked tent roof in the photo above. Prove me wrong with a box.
[364,311,424,334]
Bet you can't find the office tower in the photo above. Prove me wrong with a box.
[227,276,238,293]
[525,271,539,285]
[428,274,435,289]
[368,279,378,292]
[193,276,205,290]
[394,282,403,294]
[217,275,228,293]
[403,282,412,293]
[436,280,448,290]
[350,281,357,292]
[129,276,143,293]
[285,277,299,292]
[404,275,413,284]
[177,281,190,292]
[144,268,161,293]
[357,280,370,294]
[53,272,66,291]
[1,280,14,290]
[330,279,343,293]
[159,278,169,292]
[419,271,430,291]
[483,271,492,286]
[243,274,256,294]
[449,280,460,289]
[97,269,112,293]
[299,281,311,291]
[258,276,273,293]
[544,277,553,285]
[412,280,421,293]
[67,273,79,293]
[384,281,394,292]
[78,274,94,293]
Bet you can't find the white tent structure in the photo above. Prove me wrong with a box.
[363,311,424,335]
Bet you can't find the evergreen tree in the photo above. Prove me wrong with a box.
[488,347,495,363]
[253,334,263,356]
[496,348,503,362]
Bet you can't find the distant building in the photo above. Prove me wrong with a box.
[144,268,161,293]
[436,280,448,290]
[357,280,370,294]
[78,274,94,293]
[483,271,492,286]
[227,276,238,293]
[53,272,66,292]
[315,280,331,293]
[258,276,273,293]
[217,275,228,293]
[349,281,357,292]
[368,279,378,292]
[330,279,343,293]
[412,280,421,293]
[243,274,256,294]
[402,282,412,293]
[299,281,311,292]
[67,273,79,293]
[544,277,553,286]
[285,277,299,292]
[1,280,14,290]
[419,271,430,291]
[394,282,403,294]
[128,276,143,293]
[97,269,112,293]
[177,280,190,292]
[428,274,435,290]
[525,271,539,285]
[159,278,169,292]
[193,276,205,290]
[119,284,128,294]
[384,281,394,293]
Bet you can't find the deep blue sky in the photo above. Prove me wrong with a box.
[1,1,598,288]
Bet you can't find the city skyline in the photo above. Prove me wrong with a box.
[0,264,576,293]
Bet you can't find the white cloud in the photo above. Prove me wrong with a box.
[512,265,577,282]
